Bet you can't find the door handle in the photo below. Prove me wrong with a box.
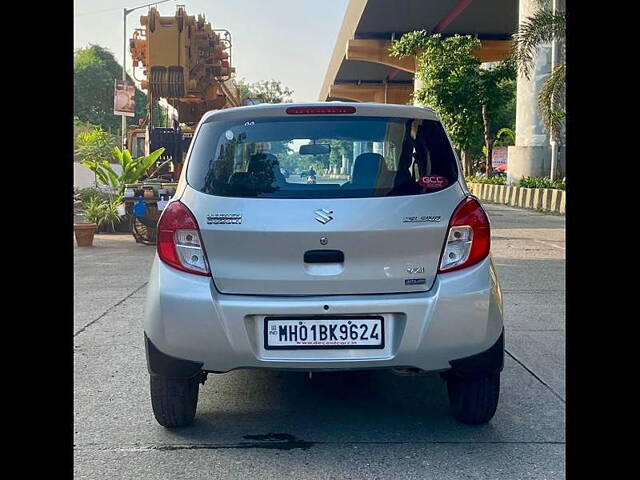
[303,250,344,263]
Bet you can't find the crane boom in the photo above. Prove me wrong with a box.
[130,5,241,125]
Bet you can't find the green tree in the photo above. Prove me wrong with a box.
[233,78,295,160]
[391,32,516,176]
[479,61,516,176]
[74,116,104,151]
[75,126,118,186]
[327,140,353,173]
[495,127,516,147]
[74,45,148,134]
[236,78,294,103]
[391,33,484,174]
[511,0,565,140]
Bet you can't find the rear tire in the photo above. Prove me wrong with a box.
[446,372,500,424]
[150,374,200,428]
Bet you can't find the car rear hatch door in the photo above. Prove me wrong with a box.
[182,184,465,295]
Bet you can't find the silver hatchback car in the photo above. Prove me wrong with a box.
[144,102,504,428]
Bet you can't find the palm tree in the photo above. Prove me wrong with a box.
[511,0,566,142]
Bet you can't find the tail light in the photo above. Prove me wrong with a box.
[157,201,211,276]
[438,196,490,273]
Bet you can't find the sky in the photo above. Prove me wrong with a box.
[74,0,349,102]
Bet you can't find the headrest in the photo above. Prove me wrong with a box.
[351,153,387,186]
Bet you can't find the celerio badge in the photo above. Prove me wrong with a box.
[402,215,441,223]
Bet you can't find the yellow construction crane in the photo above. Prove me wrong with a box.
[122,5,248,245]
[130,5,241,125]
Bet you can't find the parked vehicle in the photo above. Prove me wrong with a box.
[144,102,504,427]
[299,168,316,178]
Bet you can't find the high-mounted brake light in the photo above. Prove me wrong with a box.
[157,201,211,276]
[438,196,490,273]
[285,106,356,115]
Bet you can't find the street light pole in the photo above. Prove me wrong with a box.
[121,0,175,151]
[122,7,127,150]
[549,0,559,181]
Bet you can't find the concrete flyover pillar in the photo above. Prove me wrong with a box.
[353,141,363,169]
[341,154,349,175]
[507,0,552,183]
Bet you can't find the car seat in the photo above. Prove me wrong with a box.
[348,153,394,191]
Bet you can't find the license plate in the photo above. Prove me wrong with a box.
[264,316,384,350]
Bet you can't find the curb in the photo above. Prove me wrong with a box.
[467,182,565,215]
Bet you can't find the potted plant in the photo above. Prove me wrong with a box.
[80,146,166,198]
[74,222,97,247]
[78,146,167,238]
[76,197,103,246]
[74,192,106,247]
[82,196,125,234]
[99,197,124,233]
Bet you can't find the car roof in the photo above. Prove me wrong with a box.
[200,101,440,124]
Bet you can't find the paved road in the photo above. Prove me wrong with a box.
[74,203,565,479]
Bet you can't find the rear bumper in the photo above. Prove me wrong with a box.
[145,329,505,379]
[144,255,503,373]
[144,332,203,378]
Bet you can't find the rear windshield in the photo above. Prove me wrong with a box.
[186,116,458,199]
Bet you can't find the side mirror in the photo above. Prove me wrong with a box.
[299,144,331,156]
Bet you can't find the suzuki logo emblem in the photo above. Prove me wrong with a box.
[314,208,334,224]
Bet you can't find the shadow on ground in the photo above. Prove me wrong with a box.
[162,368,507,448]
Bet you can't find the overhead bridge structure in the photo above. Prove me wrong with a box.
[319,0,563,179]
